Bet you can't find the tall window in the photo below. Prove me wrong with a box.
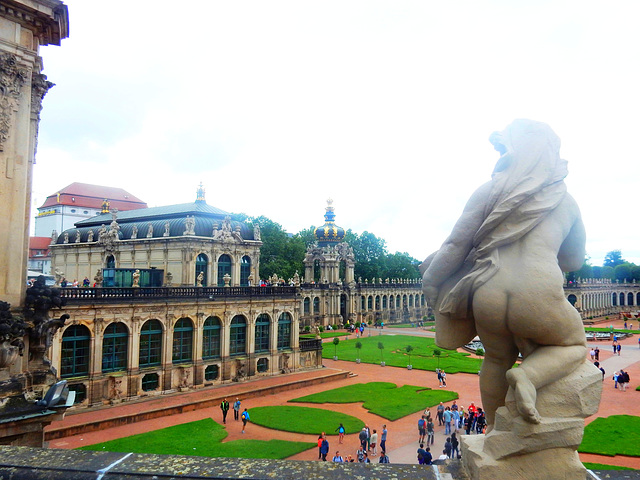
[105,255,115,268]
[304,298,310,315]
[368,296,373,309]
[172,318,193,364]
[61,325,90,378]
[277,312,292,350]
[313,297,320,313]
[255,314,270,353]
[202,316,221,359]
[218,254,232,286]
[102,322,128,373]
[195,254,208,286]
[230,315,246,355]
[389,295,394,309]
[240,256,251,286]
[139,320,163,368]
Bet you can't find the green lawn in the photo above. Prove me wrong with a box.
[323,335,483,373]
[579,415,640,457]
[78,418,314,459]
[300,331,350,339]
[584,327,634,334]
[291,382,458,421]
[249,406,364,434]
[583,462,634,471]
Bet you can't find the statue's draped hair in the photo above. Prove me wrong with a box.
[439,119,568,319]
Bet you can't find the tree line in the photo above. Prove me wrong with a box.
[568,249,640,283]
[232,214,420,283]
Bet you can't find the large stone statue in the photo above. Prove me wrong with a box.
[421,120,600,479]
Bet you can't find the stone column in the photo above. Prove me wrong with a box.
[0,2,68,307]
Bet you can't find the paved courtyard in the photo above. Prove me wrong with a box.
[48,321,640,470]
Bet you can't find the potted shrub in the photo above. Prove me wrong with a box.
[378,341,385,366]
[406,345,414,370]
[355,340,362,364]
[332,337,340,360]
[433,348,441,369]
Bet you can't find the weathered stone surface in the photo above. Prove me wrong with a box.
[463,436,587,480]
[0,445,440,479]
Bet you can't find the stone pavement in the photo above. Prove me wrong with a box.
[48,321,640,470]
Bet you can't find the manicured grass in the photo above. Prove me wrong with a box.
[323,335,483,373]
[78,418,315,459]
[300,331,350,339]
[583,462,634,471]
[579,415,640,457]
[249,406,364,434]
[291,382,458,421]
[584,327,634,334]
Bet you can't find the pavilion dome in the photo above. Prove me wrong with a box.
[314,199,345,247]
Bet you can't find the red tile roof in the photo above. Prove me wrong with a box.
[39,183,147,211]
[29,237,51,258]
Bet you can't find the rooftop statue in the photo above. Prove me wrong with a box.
[421,120,600,478]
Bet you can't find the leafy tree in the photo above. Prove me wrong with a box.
[433,349,441,369]
[355,341,362,361]
[602,266,615,281]
[378,341,385,363]
[333,337,340,357]
[614,264,633,283]
[246,216,304,281]
[406,345,414,365]
[631,265,640,282]
[381,252,420,280]
[591,266,603,279]
[604,250,625,268]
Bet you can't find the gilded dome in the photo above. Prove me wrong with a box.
[314,199,345,246]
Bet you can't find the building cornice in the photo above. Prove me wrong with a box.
[0,0,68,47]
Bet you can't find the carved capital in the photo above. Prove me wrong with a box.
[0,54,28,151]
[30,72,54,116]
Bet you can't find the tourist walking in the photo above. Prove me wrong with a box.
[241,408,250,434]
[418,415,426,443]
[335,423,345,444]
[320,436,329,461]
[426,417,435,445]
[436,402,445,425]
[332,450,344,462]
[451,432,460,459]
[380,424,388,454]
[417,443,428,465]
[233,398,241,420]
[220,398,229,424]
[318,435,324,459]
[443,407,452,435]
[370,429,378,456]
[358,428,368,451]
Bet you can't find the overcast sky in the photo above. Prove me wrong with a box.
[33,1,640,267]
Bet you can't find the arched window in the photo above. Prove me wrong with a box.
[396,296,401,308]
[240,256,251,286]
[218,254,232,286]
[139,320,163,368]
[620,293,625,306]
[409,295,414,307]
[612,293,617,306]
[203,316,221,359]
[173,318,193,364]
[102,322,128,373]
[368,296,373,309]
[389,295,394,309]
[628,293,634,306]
[383,296,387,309]
[375,296,380,310]
[278,312,292,350]
[230,315,247,355]
[313,297,320,313]
[255,314,271,353]
[141,373,159,391]
[61,325,91,378]
[105,255,115,268]
[257,358,269,373]
[205,364,219,381]
[567,294,577,306]
[304,298,310,315]
[195,253,208,286]
[361,296,366,310]
[637,292,640,306]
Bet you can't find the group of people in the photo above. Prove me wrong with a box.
[432,401,486,438]
[613,370,631,391]
[318,427,390,464]
[219,397,249,432]
[436,368,447,387]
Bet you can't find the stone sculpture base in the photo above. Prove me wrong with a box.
[462,361,602,480]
